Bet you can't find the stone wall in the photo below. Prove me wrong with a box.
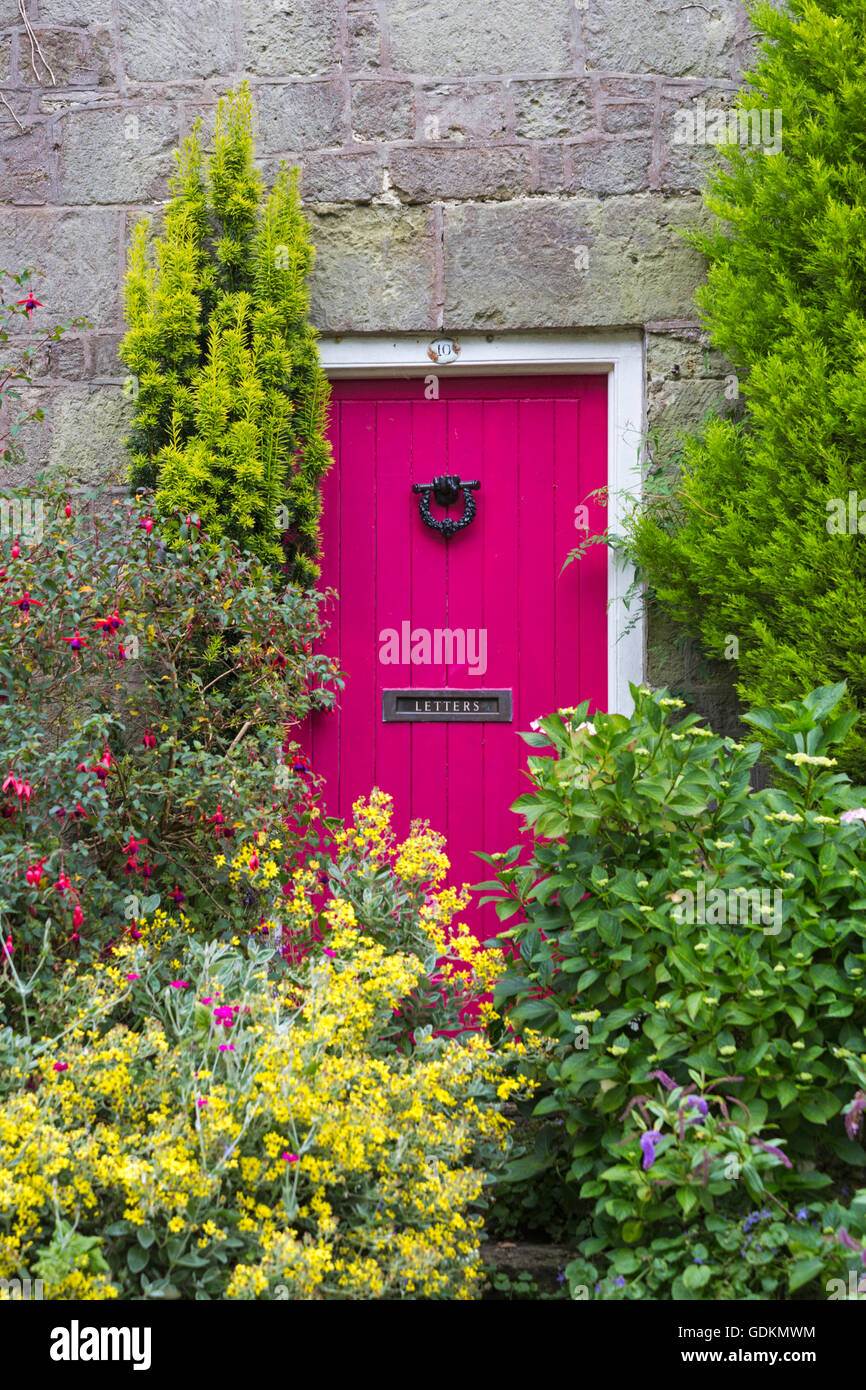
[0,0,758,721]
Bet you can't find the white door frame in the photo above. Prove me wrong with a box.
[317,331,645,715]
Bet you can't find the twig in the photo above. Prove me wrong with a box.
[0,91,25,131]
[18,0,57,86]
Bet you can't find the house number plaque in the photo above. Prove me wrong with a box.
[382,689,513,723]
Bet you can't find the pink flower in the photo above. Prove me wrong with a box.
[218,1043,235,1052]
[281,1153,299,1163]
[200,996,213,1005]
[53,1061,69,1073]
[197,1098,208,1108]
[169,981,189,989]
[323,948,336,958]
[125,973,140,981]
[841,808,866,824]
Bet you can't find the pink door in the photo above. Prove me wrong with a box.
[305,375,608,938]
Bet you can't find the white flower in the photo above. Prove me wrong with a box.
[841,808,866,824]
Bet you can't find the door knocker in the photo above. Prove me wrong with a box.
[412,475,480,539]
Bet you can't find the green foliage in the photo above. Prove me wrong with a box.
[0,469,340,963]
[120,83,331,581]
[481,686,866,1294]
[0,905,518,1300]
[624,0,866,776]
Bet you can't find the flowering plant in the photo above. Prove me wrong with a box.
[0,469,341,967]
[0,903,524,1300]
[485,684,866,1170]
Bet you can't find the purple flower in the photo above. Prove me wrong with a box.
[685,1096,709,1117]
[640,1129,663,1170]
[648,1070,677,1092]
[844,1090,866,1142]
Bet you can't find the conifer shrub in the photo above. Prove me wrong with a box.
[120,84,330,581]
[624,0,866,776]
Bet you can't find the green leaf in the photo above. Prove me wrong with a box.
[788,1258,824,1293]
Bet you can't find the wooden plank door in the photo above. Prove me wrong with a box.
[305,374,608,939]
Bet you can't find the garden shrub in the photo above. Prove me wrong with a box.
[121,82,330,579]
[623,0,866,776]
[0,824,525,1301]
[482,685,866,1296]
[0,468,340,965]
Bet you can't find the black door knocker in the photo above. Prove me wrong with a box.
[412,475,480,539]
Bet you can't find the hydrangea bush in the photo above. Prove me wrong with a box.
[483,684,866,1298]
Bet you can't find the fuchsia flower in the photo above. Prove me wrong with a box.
[10,539,19,560]
[64,501,72,518]
[93,608,124,633]
[54,873,72,895]
[323,948,336,959]
[281,1153,299,1163]
[140,516,154,536]
[169,981,189,989]
[11,590,43,614]
[197,1098,208,1108]
[25,857,47,887]
[142,729,157,750]
[72,904,84,929]
[52,1061,69,1073]
[60,629,87,653]
[218,1043,235,1052]
[91,748,114,783]
[170,885,186,904]
[16,294,43,320]
[213,1005,237,1028]
[125,973,140,982]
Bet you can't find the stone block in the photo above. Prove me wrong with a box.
[240,0,340,78]
[297,150,384,203]
[0,208,121,327]
[387,0,574,76]
[19,26,115,86]
[443,194,709,330]
[307,205,435,332]
[388,146,531,201]
[418,83,511,143]
[36,0,113,21]
[659,86,745,193]
[48,387,134,485]
[351,82,415,142]
[58,105,177,204]
[0,123,52,204]
[602,104,653,134]
[583,0,739,79]
[566,137,652,195]
[512,79,594,140]
[118,0,235,82]
[346,11,381,70]
[256,82,345,154]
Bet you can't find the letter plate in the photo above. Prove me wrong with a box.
[382,689,513,723]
